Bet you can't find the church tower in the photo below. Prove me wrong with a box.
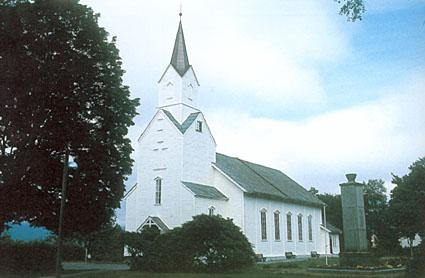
[126,14,217,232]
[157,16,200,123]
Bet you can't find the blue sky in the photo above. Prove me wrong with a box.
[77,0,425,227]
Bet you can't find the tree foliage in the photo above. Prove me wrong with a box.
[317,193,343,231]
[363,179,399,254]
[317,180,399,254]
[335,0,366,22]
[86,223,125,262]
[389,157,425,243]
[125,215,255,272]
[181,214,255,272]
[363,179,387,238]
[0,0,139,236]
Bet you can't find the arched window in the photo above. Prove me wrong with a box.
[286,212,292,241]
[298,214,303,241]
[308,215,313,241]
[274,210,280,241]
[208,206,215,216]
[260,209,267,241]
[155,177,162,205]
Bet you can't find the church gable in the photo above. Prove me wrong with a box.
[161,110,216,145]
[137,216,170,233]
[137,109,183,143]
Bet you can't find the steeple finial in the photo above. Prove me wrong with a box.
[179,3,182,18]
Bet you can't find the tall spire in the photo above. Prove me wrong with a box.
[170,15,190,76]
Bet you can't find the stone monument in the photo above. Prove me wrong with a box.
[340,173,367,251]
[339,173,375,266]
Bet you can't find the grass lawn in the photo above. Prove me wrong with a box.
[0,269,90,278]
[75,258,339,278]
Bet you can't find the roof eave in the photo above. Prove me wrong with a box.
[245,191,324,208]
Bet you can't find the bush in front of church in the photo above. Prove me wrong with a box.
[181,214,255,272]
[124,226,160,270]
[125,215,255,272]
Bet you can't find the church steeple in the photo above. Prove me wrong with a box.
[170,19,190,76]
[157,13,200,123]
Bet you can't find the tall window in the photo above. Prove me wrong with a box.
[260,209,267,240]
[286,212,292,241]
[308,215,313,241]
[208,206,215,216]
[155,177,162,205]
[274,211,280,240]
[298,214,303,241]
[196,121,202,132]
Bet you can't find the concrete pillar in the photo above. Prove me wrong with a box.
[340,173,368,252]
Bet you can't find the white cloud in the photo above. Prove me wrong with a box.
[82,0,353,110]
[207,72,425,194]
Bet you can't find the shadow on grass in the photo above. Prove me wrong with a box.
[68,259,340,278]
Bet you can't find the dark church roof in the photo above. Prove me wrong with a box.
[214,153,324,207]
[182,181,228,200]
[151,217,169,231]
[162,109,200,134]
[170,20,190,76]
[326,222,342,234]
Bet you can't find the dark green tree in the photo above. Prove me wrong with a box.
[308,187,319,195]
[335,0,365,21]
[389,157,425,256]
[363,179,399,254]
[364,179,387,238]
[0,0,139,236]
[86,223,125,262]
[317,193,343,230]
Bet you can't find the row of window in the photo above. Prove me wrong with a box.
[260,210,313,242]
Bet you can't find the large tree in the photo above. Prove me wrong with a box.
[363,179,387,238]
[316,193,343,230]
[317,180,399,254]
[389,157,425,254]
[0,0,139,236]
[363,179,399,254]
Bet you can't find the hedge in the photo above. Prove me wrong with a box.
[0,239,84,273]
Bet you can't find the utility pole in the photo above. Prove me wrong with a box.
[324,205,328,265]
[55,145,70,278]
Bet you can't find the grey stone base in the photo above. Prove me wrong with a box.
[308,267,406,277]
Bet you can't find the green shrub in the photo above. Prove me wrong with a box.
[407,241,425,277]
[124,226,161,271]
[182,215,255,272]
[124,215,255,272]
[62,242,85,261]
[0,240,56,273]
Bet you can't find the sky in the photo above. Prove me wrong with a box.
[79,0,425,227]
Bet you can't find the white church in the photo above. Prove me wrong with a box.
[125,17,340,258]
